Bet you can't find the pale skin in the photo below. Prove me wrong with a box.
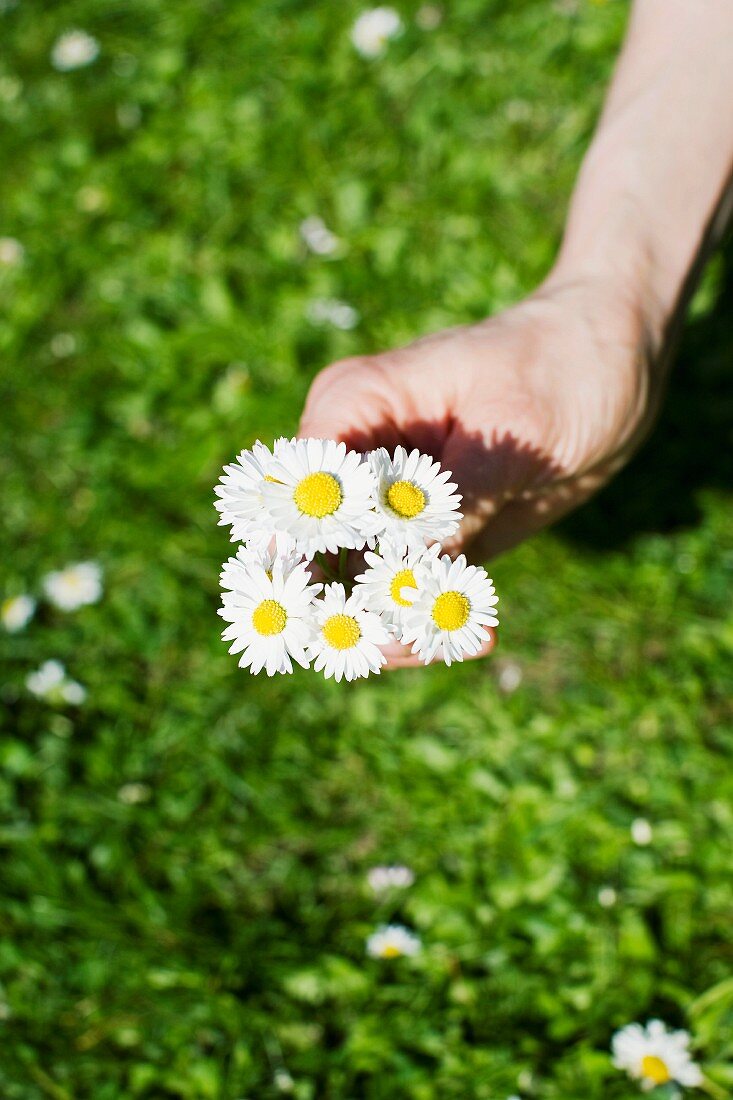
[299,0,733,667]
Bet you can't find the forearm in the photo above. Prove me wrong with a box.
[549,0,733,351]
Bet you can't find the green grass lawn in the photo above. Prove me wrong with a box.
[2,1,732,1096]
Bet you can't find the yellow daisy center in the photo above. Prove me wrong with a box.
[386,480,426,519]
[432,591,470,632]
[389,567,417,608]
[251,599,287,636]
[640,1056,671,1086]
[293,472,342,518]
[381,944,402,958]
[322,613,361,650]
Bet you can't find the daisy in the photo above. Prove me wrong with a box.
[1,594,36,633]
[26,660,86,705]
[305,298,360,331]
[351,8,403,58]
[215,438,295,545]
[51,30,100,71]
[401,553,498,666]
[367,865,415,892]
[308,582,389,682]
[366,924,421,959]
[219,548,320,676]
[43,561,103,611]
[0,237,24,266]
[353,539,439,638]
[612,1020,703,1091]
[299,216,339,256]
[263,438,379,557]
[369,446,462,549]
[631,818,653,846]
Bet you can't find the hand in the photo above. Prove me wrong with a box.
[299,274,664,667]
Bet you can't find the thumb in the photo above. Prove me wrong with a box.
[298,356,403,451]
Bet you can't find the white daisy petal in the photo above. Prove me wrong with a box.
[352,538,440,639]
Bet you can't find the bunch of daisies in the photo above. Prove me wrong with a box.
[215,438,498,681]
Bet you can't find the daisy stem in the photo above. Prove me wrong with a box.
[315,552,338,582]
[338,545,348,581]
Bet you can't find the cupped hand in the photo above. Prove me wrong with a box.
[299,275,662,666]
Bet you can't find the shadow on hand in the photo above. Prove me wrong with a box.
[559,243,733,551]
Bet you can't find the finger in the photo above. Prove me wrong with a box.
[473,475,606,559]
[380,627,496,670]
[298,357,399,449]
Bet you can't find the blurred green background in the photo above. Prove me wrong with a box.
[2,1,732,1097]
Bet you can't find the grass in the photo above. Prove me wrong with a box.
[2,1,733,1097]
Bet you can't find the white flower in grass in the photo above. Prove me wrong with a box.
[0,237,24,266]
[612,1020,702,1091]
[401,553,498,666]
[369,446,462,549]
[263,438,379,557]
[631,818,653,846]
[1,594,36,633]
[306,298,360,331]
[60,679,86,705]
[51,30,100,72]
[299,216,339,256]
[353,539,439,638]
[26,660,86,705]
[219,549,320,676]
[351,8,403,58]
[215,438,295,545]
[308,582,389,682]
[367,865,415,892]
[43,562,103,611]
[366,923,421,959]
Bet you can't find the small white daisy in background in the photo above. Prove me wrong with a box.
[60,679,87,705]
[1,594,36,633]
[306,298,360,331]
[353,539,438,638]
[26,660,86,705]
[43,562,103,611]
[220,549,320,676]
[50,333,77,358]
[402,553,498,666]
[264,438,379,557]
[598,886,618,909]
[308,582,389,682]
[299,216,340,256]
[51,29,100,72]
[612,1020,703,1091]
[366,923,421,959]
[273,1070,295,1093]
[416,4,443,30]
[496,658,522,694]
[367,864,415,892]
[215,439,295,544]
[631,818,653,846]
[0,237,24,266]
[117,782,152,805]
[369,446,462,549]
[351,7,403,58]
